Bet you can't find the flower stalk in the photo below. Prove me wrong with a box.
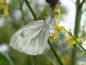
[48,40,64,65]
[25,0,37,20]
[71,0,85,65]
[24,0,64,65]
[19,0,26,24]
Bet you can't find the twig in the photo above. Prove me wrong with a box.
[24,0,64,65]
[19,0,26,24]
[48,40,64,65]
[25,0,37,20]
[64,29,86,53]
[30,56,35,65]
[71,0,84,65]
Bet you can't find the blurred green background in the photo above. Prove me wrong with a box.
[0,0,86,65]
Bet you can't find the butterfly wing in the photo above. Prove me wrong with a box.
[10,20,49,55]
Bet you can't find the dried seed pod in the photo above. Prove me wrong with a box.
[46,0,60,9]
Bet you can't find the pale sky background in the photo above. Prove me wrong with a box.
[60,0,86,52]
[61,0,76,32]
[60,0,86,32]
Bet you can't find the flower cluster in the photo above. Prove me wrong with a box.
[65,32,82,49]
[48,8,64,40]
[0,0,9,16]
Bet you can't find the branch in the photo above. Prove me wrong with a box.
[25,0,37,20]
[48,40,64,65]
[71,0,84,65]
[24,0,64,65]
[64,29,86,53]
[78,0,85,10]
[19,0,26,24]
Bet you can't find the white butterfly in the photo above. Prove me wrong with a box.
[10,17,55,55]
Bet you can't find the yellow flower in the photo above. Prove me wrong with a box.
[66,34,81,48]
[48,25,64,40]
[54,26,64,31]
[53,26,64,40]
[0,0,9,16]
[0,0,4,5]
[48,7,64,40]
[54,8,62,25]
[49,8,64,40]
[3,4,9,16]
[83,64,86,65]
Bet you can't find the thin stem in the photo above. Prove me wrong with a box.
[71,0,85,65]
[70,33,86,53]
[30,56,35,65]
[19,1,36,65]
[25,0,37,20]
[19,0,26,24]
[64,29,86,53]
[48,40,64,65]
[24,0,64,65]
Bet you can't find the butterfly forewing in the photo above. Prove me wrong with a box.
[10,20,50,55]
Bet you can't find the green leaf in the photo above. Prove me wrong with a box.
[0,52,12,65]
